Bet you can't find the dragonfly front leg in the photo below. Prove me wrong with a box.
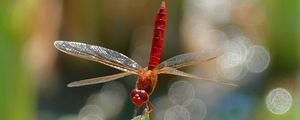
[145,101,153,114]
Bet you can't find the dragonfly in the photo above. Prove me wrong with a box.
[54,1,236,116]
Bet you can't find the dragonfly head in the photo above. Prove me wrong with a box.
[130,89,149,105]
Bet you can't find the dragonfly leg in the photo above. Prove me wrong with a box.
[145,101,153,114]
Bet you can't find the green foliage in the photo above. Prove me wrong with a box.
[262,0,300,74]
[0,0,36,120]
[132,112,150,120]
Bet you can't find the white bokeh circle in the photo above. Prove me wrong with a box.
[168,81,195,105]
[266,88,292,115]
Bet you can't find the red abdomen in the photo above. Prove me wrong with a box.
[148,1,166,70]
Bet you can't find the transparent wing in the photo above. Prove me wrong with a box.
[54,41,142,72]
[158,67,237,86]
[157,49,223,69]
[67,72,133,87]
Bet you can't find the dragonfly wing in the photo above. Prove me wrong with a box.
[54,41,142,72]
[67,72,133,87]
[158,67,237,86]
[157,49,223,69]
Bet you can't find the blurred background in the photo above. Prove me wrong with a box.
[0,0,299,120]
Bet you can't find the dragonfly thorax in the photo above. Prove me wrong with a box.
[136,70,157,94]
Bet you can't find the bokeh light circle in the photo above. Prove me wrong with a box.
[168,81,195,105]
[183,99,207,120]
[164,105,190,120]
[266,88,292,115]
[153,111,166,120]
[153,96,172,112]
[163,110,177,120]
[246,45,270,73]
[216,39,250,80]
[81,114,104,120]
[79,105,105,120]
[217,52,246,80]
[219,52,243,68]
[97,81,126,118]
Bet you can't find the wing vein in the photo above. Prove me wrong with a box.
[158,67,238,86]
[67,72,133,87]
[54,41,142,72]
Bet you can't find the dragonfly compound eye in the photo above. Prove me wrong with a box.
[130,89,149,105]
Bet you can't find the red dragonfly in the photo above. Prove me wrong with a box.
[54,1,236,115]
